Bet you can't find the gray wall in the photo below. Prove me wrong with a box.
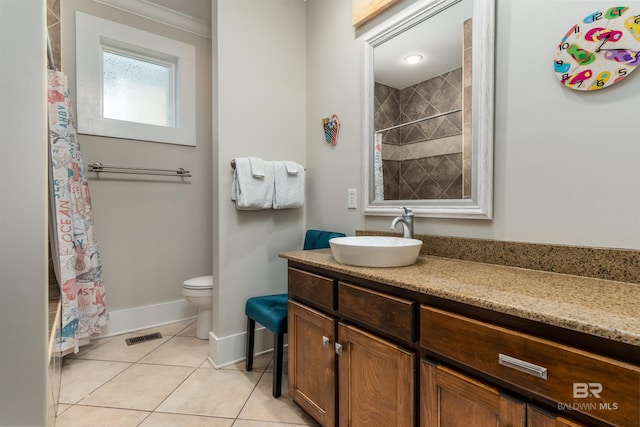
[0,1,48,425]
[213,0,307,363]
[307,0,640,251]
[60,0,213,321]
[305,0,364,234]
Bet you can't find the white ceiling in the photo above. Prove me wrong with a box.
[146,0,211,24]
[374,0,473,90]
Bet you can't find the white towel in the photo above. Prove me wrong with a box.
[249,157,265,178]
[283,161,299,175]
[273,161,305,209]
[231,158,274,210]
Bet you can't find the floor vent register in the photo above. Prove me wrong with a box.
[125,332,163,346]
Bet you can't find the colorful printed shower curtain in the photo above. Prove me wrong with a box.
[48,70,108,354]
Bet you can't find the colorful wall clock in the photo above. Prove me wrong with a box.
[554,6,640,90]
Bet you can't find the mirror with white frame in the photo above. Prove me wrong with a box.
[362,0,494,219]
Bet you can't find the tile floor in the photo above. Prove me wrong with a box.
[55,319,318,427]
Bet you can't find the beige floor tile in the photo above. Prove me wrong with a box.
[79,363,194,411]
[59,358,131,404]
[239,373,317,425]
[264,350,288,374]
[134,319,197,337]
[79,333,170,362]
[66,335,116,359]
[55,405,149,427]
[139,412,234,427]
[56,403,71,416]
[199,358,215,369]
[138,336,209,367]
[177,321,198,337]
[224,352,272,372]
[156,368,262,418]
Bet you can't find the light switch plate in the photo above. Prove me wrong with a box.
[347,188,357,209]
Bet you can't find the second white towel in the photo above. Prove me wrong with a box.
[273,161,305,209]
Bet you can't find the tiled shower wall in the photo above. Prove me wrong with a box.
[47,0,61,70]
[374,18,472,201]
[375,69,463,200]
[462,18,472,199]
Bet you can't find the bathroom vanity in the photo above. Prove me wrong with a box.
[280,249,640,427]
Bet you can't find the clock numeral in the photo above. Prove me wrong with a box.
[554,60,570,73]
[604,7,628,20]
[589,71,611,90]
[562,24,580,43]
[584,11,603,24]
[558,42,570,51]
[562,69,593,87]
[625,15,640,41]
[617,67,628,76]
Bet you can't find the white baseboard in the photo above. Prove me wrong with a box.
[99,299,197,337]
[208,326,283,368]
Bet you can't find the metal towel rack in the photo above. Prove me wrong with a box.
[230,159,306,170]
[88,162,192,177]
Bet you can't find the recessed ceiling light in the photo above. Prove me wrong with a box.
[403,54,423,65]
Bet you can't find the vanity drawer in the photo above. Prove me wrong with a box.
[420,306,640,427]
[288,268,335,311]
[339,282,415,343]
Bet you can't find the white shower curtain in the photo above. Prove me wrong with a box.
[48,70,108,354]
[374,132,384,201]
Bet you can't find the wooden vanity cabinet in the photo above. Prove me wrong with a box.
[287,267,416,427]
[288,300,336,426]
[421,305,638,427]
[527,406,588,427]
[420,360,589,427]
[337,322,415,427]
[287,262,637,427]
[421,360,527,426]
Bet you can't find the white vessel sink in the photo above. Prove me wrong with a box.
[329,236,423,267]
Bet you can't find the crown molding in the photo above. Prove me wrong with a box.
[93,0,210,39]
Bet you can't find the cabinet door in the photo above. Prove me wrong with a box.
[288,301,336,427]
[421,360,526,427]
[337,322,415,427]
[527,405,588,427]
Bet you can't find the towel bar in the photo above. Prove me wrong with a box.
[88,162,192,177]
[230,159,305,171]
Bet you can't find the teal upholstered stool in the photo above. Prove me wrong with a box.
[245,229,345,398]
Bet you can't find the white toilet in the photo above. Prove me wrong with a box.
[182,275,213,339]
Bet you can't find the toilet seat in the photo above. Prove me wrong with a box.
[183,275,213,290]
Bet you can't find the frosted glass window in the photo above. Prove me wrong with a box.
[75,12,196,145]
[102,51,173,127]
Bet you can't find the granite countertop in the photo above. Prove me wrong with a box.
[280,249,640,347]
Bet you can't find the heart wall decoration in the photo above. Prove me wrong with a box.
[322,114,340,146]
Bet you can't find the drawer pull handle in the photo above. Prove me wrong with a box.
[322,336,331,347]
[498,353,548,380]
[335,342,343,355]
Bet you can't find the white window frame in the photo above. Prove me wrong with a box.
[75,11,196,146]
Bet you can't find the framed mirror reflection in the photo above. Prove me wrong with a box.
[362,0,495,219]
